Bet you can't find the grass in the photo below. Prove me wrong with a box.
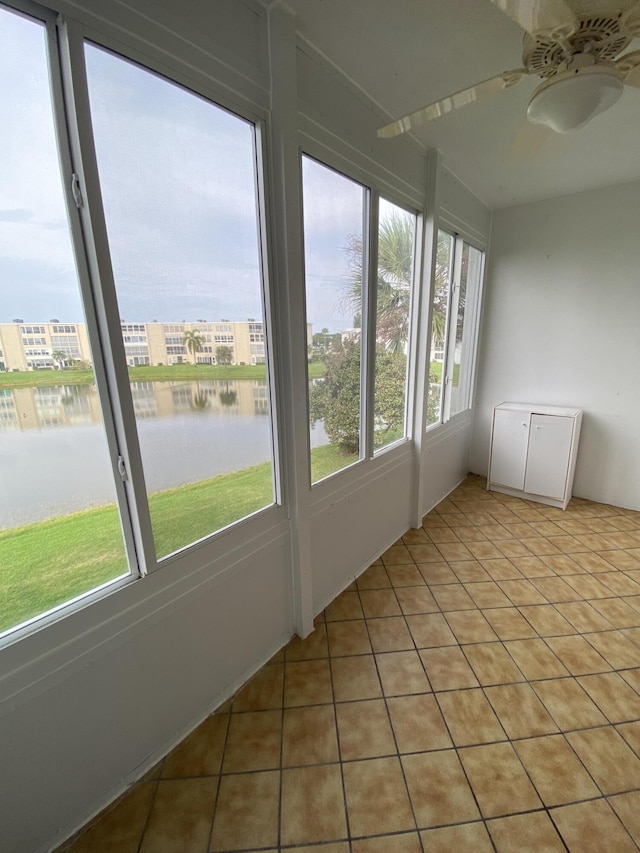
[0,361,326,389]
[0,443,344,633]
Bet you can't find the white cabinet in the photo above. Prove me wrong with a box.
[488,403,582,509]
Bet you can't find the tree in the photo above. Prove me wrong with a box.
[51,349,68,370]
[215,345,233,368]
[182,329,205,364]
[309,340,406,453]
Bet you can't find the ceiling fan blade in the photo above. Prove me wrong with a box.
[491,0,577,40]
[620,1,640,37]
[377,69,527,138]
[617,49,640,87]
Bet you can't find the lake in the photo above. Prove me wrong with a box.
[0,380,329,528]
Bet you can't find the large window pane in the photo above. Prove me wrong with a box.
[302,157,366,483]
[426,230,453,426]
[446,242,484,417]
[0,8,129,636]
[373,198,415,452]
[85,44,275,559]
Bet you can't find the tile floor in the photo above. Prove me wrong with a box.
[60,475,640,852]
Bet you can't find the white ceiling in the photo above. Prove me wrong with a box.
[286,0,640,209]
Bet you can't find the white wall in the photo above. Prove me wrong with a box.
[470,179,640,510]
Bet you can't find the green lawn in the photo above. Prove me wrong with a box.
[0,443,345,633]
[0,361,326,389]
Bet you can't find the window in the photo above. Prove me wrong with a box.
[302,157,367,483]
[0,5,129,637]
[0,2,277,641]
[85,42,276,560]
[427,231,484,427]
[373,198,416,452]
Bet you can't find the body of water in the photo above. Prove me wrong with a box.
[0,380,329,528]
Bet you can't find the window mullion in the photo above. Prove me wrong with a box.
[55,16,157,575]
[361,189,378,460]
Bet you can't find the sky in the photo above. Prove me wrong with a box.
[0,7,361,334]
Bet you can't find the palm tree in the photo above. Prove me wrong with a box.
[51,349,68,370]
[343,209,414,353]
[182,329,205,364]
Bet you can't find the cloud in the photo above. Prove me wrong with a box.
[0,209,33,223]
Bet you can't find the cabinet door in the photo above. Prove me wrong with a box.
[490,408,530,490]
[524,414,574,500]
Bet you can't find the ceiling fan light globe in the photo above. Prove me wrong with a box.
[526,67,624,133]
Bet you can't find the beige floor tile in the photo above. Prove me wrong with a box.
[401,527,430,545]
[284,659,333,706]
[609,791,640,846]
[551,799,638,853]
[459,742,541,817]
[553,601,614,632]
[487,811,566,852]
[405,543,442,562]
[485,682,558,738]
[232,662,284,711]
[481,607,537,640]
[623,626,640,647]
[445,609,498,643]
[405,612,456,648]
[336,698,396,760]
[285,623,329,661]
[142,778,218,853]
[436,688,506,746]
[466,541,505,560]
[351,833,422,852]
[513,735,600,806]
[530,576,579,603]
[394,585,439,614]
[343,756,415,836]
[280,764,348,846]
[616,720,640,756]
[449,560,492,582]
[510,554,555,577]
[519,537,560,556]
[541,553,584,573]
[497,578,547,605]
[599,550,640,570]
[621,666,640,691]
[435,541,476,562]
[465,581,512,608]
[420,646,478,690]
[161,714,227,778]
[429,583,475,611]
[288,845,349,853]
[331,655,382,702]
[211,771,280,853]
[504,638,569,680]
[282,705,338,766]
[495,539,535,558]
[381,543,413,565]
[325,590,365,621]
[463,642,526,685]
[376,650,431,695]
[66,782,156,853]
[518,604,575,636]
[532,677,608,729]
[402,750,480,828]
[591,597,640,628]
[385,564,425,587]
[359,588,401,618]
[625,595,640,615]
[454,526,489,543]
[567,725,640,793]
[420,822,493,852]
[366,616,414,652]
[386,693,452,753]
[417,561,458,584]
[480,558,524,581]
[545,635,611,675]
[572,551,618,572]
[222,709,282,772]
[585,630,640,669]
[356,564,391,589]
[580,670,640,722]
[561,573,616,599]
[327,620,372,656]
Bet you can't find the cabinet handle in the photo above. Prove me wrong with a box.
[521,422,527,427]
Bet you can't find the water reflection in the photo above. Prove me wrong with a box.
[0,379,271,431]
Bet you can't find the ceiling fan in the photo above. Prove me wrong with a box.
[378,0,640,137]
